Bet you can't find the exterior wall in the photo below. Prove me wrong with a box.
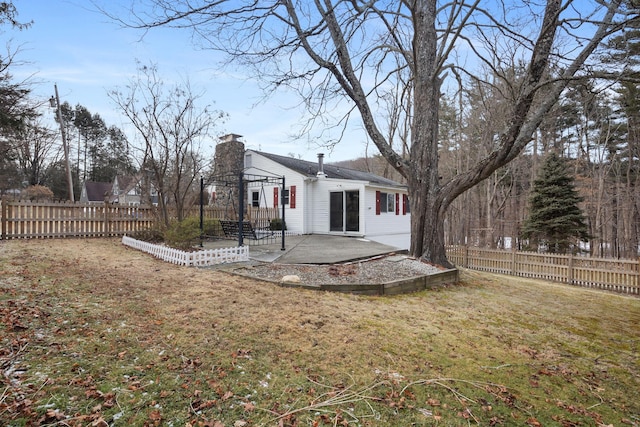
[307,179,410,250]
[113,176,142,205]
[244,151,308,233]
[363,186,411,250]
[119,190,142,205]
[308,178,366,236]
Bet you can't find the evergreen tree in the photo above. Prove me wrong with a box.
[0,2,34,193]
[521,153,589,253]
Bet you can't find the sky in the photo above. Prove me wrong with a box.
[7,0,371,162]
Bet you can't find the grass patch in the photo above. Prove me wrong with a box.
[1,239,639,426]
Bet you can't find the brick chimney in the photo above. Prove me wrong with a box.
[214,134,245,178]
[212,133,246,209]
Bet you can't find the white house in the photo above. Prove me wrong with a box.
[79,175,159,205]
[243,150,411,249]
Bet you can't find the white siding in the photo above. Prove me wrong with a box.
[244,152,307,234]
[363,186,411,250]
[308,178,367,235]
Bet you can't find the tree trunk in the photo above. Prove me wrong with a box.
[409,186,451,267]
[406,0,451,267]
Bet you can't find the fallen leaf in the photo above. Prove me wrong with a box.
[149,409,162,421]
[427,398,441,406]
[91,418,109,427]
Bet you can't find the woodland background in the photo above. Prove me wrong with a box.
[1,3,639,259]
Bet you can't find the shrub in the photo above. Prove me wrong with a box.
[164,217,221,250]
[202,218,221,237]
[131,225,165,243]
[23,185,54,201]
[269,218,287,231]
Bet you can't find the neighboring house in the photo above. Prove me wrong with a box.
[80,176,158,206]
[111,175,159,205]
[112,175,141,205]
[243,149,411,249]
[80,181,112,203]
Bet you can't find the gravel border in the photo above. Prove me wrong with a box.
[223,254,445,286]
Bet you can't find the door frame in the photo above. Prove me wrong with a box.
[329,189,360,233]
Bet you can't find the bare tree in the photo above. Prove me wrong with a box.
[14,117,58,186]
[111,0,633,265]
[108,63,226,225]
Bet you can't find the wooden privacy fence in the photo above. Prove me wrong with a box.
[184,205,280,230]
[1,200,156,239]
[447,245,640,295]
[1,200,280,240]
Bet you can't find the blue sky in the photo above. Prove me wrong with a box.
[8,0,369,162]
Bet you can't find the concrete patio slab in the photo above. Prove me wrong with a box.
[203,234,403,264]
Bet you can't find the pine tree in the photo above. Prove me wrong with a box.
[521,153,589,253]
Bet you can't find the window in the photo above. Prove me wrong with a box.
[387,193,395,213]
[379,192,394,213]
[282,188,290,205]
[251,191,259,207]
[377,191,403,215]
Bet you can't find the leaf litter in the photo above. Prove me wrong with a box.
[1,239,639,426]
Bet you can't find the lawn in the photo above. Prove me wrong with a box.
[1,239,638,426]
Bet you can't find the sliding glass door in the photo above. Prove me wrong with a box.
[329,190,359,232]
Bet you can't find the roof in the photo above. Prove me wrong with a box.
[115,175,139,193]
[83,181,112,201]
[251,151,406,188]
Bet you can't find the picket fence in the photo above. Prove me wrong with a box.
[447,245,640,295]
[122,235,249,266]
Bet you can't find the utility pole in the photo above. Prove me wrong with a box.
[50,84,74,202]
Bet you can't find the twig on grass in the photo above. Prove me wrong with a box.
[480,363,512,369]
[0,386,10,417]
[266,375,519,424]
[265,377,387,424]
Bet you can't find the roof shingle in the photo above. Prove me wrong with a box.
[252,151,405,188]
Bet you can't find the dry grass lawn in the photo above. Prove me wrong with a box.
[1,238,639,426]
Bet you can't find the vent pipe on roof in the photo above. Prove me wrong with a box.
[317,153,327,178]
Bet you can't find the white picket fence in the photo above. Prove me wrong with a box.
[122,235,249,266]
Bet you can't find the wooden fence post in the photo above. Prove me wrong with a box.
[1,199,6,239]
[567,253,574,285]
[463,245,469,268]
